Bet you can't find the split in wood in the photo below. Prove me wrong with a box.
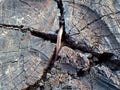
[0,0,120,89]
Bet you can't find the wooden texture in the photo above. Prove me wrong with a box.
[0,0,120,90]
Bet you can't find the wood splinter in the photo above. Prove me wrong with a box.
[56,26,63,58]
[43,26,63,73]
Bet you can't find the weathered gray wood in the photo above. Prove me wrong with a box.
[0,0,58,89]
[0,0,120,90]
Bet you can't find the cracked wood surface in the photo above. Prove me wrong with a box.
[0,0,120,90]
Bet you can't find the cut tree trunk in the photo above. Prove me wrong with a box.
[0,0,120,90]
